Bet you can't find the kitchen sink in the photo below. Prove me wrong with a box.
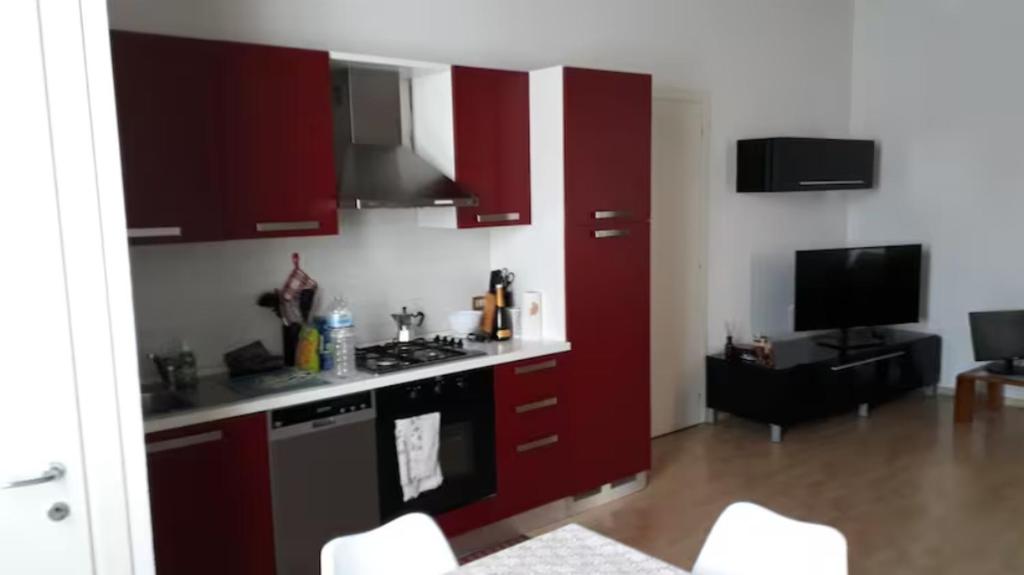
[141,384,192,416]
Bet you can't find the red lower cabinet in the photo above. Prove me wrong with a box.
[145,414,275,575]
[493,355,570,516]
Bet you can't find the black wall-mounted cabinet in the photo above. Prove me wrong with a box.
[737,137,875,193]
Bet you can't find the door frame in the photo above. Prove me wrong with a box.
[649,88,711,435]
[38,0,155,572]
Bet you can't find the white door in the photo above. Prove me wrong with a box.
[650,95,709,437]
[1,0,147,573]
[0,1,97,571]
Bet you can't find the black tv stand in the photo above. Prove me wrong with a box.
[814,328,887,351]
[706,329,941,442]
[984,359,1024,376]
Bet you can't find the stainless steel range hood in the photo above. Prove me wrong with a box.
[333,66,476,209]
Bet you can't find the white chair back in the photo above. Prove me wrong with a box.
[692,502,848,575]
[321,513,458,575]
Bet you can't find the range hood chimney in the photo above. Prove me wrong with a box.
[333,66,476,209]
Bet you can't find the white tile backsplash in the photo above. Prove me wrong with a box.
[129,209,490,377]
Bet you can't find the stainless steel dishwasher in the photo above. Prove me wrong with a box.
[269,391,380,575]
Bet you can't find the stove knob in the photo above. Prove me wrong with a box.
[434,383,442,395]
[433,335,441,343]
[456,338,464,348]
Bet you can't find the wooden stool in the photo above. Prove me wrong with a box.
[954,367,1024,423]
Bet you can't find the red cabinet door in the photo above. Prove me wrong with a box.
[564,222,651,492]
[563,68,652,227]
[110,32,225,244]
[452,66,531,228]
[218,42,338,239]
[145,414,275,575]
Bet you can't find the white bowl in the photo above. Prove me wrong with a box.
[448,310,483,335]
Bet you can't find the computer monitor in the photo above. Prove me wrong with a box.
[969,310,1024,375]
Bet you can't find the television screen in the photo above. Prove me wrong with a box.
[794,244,922,331]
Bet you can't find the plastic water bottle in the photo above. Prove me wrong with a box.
[325,297,356,378]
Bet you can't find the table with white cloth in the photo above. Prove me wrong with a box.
[451,524,690,575]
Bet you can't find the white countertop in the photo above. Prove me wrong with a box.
[452,524,689,575]
[143,339,571,433]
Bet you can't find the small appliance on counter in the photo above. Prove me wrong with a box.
[356,336,485,374]
[390,307,425,343]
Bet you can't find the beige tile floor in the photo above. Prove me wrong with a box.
[544,394,1024,574]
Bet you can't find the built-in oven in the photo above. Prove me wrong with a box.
[375,368,496,521]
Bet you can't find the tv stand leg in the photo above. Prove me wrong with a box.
[706,408,718,424]
[770,424,783,443]
[858,403,870,417]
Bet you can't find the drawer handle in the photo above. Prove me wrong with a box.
[127,226,182,239]
[830,351,906,372]
[593,210,631,220]
[513,359,558,375]
[798,180,866,186]
[515,397,558,414]
[593,229,630,239]
[516,434,559,453]
[255,220,320,232]
[146,430,223,454]
[476,212,520,223]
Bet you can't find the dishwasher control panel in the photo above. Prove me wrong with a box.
[270,391,373,429]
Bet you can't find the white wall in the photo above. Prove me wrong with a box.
[130,210,489,376]
[109,0,856,352]
[849,0,1024,388]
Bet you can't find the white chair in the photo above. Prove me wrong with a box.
[321,512,458,575]
[692,502,848,575]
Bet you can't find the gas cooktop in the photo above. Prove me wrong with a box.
[355,337,485,374]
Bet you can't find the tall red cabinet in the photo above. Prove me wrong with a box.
[562,68,652,493]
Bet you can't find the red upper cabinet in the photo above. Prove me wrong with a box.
[218,43,338,240]
[145,414,275,575]
[451,66,531,228]
[111,32,226,244]
[110,32,337,243]
[563,68,652,227]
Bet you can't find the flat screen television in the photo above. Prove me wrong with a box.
[794,244,922,348]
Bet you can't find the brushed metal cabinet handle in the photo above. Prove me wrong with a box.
[593,229,630,239]
[255,220,320,232]
[593,210,631,220]
[3,463,65,490]
[127,226,182,238]
[516,434,559,453]
[476,212,521,223]
[798,180,866,186]
[146,430,224,454]
[830,351,906,372]
[515,397,558,414]
[513,359,558,375]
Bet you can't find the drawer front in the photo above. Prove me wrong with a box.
[496,416,569,515]
[496,355,562,405]
[496,354,566,441]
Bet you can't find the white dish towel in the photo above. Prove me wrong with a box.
[394,412,444,501]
